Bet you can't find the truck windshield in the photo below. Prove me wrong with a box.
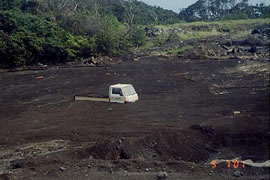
[122,86,136,96]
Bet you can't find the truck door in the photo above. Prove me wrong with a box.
[110,88,125,103]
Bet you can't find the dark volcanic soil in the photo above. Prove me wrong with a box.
[0,57,269,179]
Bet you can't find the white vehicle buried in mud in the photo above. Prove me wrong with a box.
[75,84,139,103]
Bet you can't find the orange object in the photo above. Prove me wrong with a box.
[211,160,217,168]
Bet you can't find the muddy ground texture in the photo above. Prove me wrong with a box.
[0,56,269,179]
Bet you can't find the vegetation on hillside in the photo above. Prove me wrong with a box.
[0,0,269,68]
[142,18,270,56]
[0,0,182,68]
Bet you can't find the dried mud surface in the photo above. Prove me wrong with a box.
[0,57,269,179]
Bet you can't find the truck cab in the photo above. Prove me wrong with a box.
[109,84,139,103]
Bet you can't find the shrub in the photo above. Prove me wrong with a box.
[0,10,96,67]
[95,15,130,56]
[129,25,147,47]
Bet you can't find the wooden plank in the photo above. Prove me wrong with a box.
[74,96,109,102]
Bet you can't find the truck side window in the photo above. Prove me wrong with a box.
[112,88,123,96]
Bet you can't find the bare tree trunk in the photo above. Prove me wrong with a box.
[94,1,99,18]
[60,0,68,8]
[72,0,79,11]
[128,2,134,29]
[120,0,135,34]
[151,11,158,22]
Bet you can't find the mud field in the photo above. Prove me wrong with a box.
[0,57,269,179]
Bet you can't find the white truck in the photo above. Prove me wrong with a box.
[75,84,139,103]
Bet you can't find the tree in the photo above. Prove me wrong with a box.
[120,0,135,33]
[95,15,129,56]
[129,25,146,47]
[0,0,20,10]
[21,0,40,14]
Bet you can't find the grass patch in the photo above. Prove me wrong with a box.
[167,46,193,55]
[140,40,156,50]
[178,31,221,40]
[140,34,170,50]
[230,30,251,39]
[140,18,270,51]
[157,18,270,32]
[223,61,270,75]
[155,18,270,41]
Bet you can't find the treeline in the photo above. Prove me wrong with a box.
[0,0,179,68]
[179,0,270,22]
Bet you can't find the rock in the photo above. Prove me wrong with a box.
[133,58,140,61]
[0,174,17,180]
[233,170,242,177]
[221,45,229,50]
[152,154,157,157]
[145,27,163,37]
[233,111,241,115]
[168,28,185,33]
[59,167,66,171]
[248,45,257,54]
[251,25,270,38]
[156,171,168,179]
[91,57,97,64]
[244,36,265,46]
[252,29,261,35]
[207,49,216,56]
[10,159,24,169]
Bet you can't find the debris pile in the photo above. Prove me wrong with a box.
[87,130,214,162]
[145,27,164,37]
[134,25,270,60]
